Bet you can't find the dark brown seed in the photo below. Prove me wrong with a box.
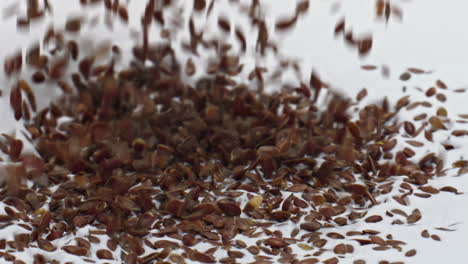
[217,200,241,217]
[370,236,386,246]
[414,193,431,198]
[406,140,424,147]
[61,245,88,256]
[247,246,260,255]
[18,80,36,112]
[296,0,310,13]
[189,250,216,263]
[356,88,367,101]
[37,238,56,252]
[405,249,417,257]
[373,246,390,251]
[414,113,427,121]
[118,7,129,23]
[300,221,322,232]
[334,19,345,35]
[270,211,291,222]
[65,17,82,32]
[419,186,439,194]
[57,80,73,94]
[265,237,288,248]
[218,17,231,32]
[399,72,411,81]
[358,37,373,56]
[96,249,113,260]
[436,93,447,102]
[365,215,383,223]
[424,130,433,142]
[407,209,422,224]
[421,230,430,238]
[185,58,196,76]
[275,16,298,31]
[396,95,410,109]
[453,160,468,168]
[300,258,319,264]
[425,87,436,97]
[309,71,322,102]
[431,234,441,241]
[79,56,95,80]
[182,234,196,247]
[404,121,415,136]
[194,0,206,11]
[436,80,447,89]
[408,68,426,74]
[361,65,377,70]
[49,58,68,79]
[452,130,467,137]
[10,83,22,120]
[323,257,339,264]
[327,232,345,239]
[67,41,79,60]
[32,71,46,83]
[440,186,460,194]
[333,243,354,255]
[235,28,247,53]
[226,250,244,259]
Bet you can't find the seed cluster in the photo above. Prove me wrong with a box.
[0,0,467,264]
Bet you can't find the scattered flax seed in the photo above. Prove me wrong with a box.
[407,67,426,74]
[399,72,411,81]
[405,249,417,257]
[361,65,378,70]
[425,87,436,97]
[365,215,383,223]
[435,93,447,102]
[356,88,368,101]
[0,1,462,264]
[436,80,447,89]
[421,230,430,238]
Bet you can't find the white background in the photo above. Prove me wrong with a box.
[0,0,467,263]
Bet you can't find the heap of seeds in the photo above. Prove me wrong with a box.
[0,0,467,263]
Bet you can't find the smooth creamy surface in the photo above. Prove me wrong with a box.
[0,0,467,263]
